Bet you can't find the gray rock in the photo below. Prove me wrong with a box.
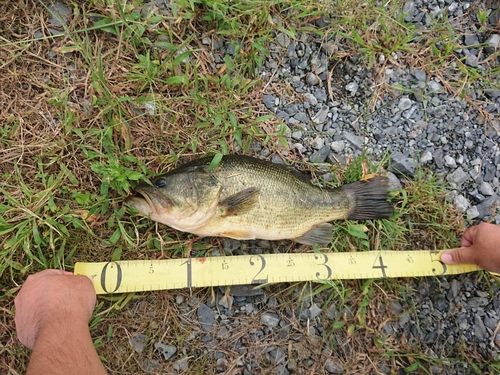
[47,1,71,28]
[303,93,318,106]
[325,358,345,374]
[427,80,443,93]
[477,194,498,218]
[389,152,416,177]
[344,132,364,149]
[305,72,319,86]
[218,294,233,309]
[483,161,496,182]
[454,194,469,212]
[155,342,177,360]
[345,81,358,94]
[465,55,479,68]
[330,140,345,153]
[197,304,215,332]
[269,347,286,365]
[309,303,322,319]
[387,171,402,191]
[173,358,189,372]
[310,146,330,163]
[312,106,329,124]
[139,358,160,373]
[420,150,433,163]
[433,148,445,168]
[464,34,480,46]
[485,34,500,53]
[479,181,494,196]
[412,69,427,82]
[130,334,147,353]
[263,94,276,109]
[389,301,403,315]
[277,33,290,48]
[446,167,468,187]
[444,155,457,168]
[398,97,413,111]
[466,206,479,219]
[222,238,241,253]
[261,312,280,328]
[474,315,487,341]
[175,294,185,305]
[403,1,416,21]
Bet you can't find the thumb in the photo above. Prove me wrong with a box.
[441,247,477,265]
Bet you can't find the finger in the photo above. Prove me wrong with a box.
[461,225,478,247]
[30,269,73,280]
[73,273,95,284]
[441,247,477,265]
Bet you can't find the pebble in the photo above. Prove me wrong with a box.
[420,150,433,163]
[305,72,319,86]
[444,155,457,168]
[343,132,364,150]
[454,194,469,212]
[345,82,358,94]
[130,334,147,354]
[198,304,215,332]
[173,358,189,372]
[325,358,345,374]
[398,97,413,111]
[154,343,177,360]
[260,312,280,328]
[389,152,416,177]
[485,34,500,53]
[47,1,71,28]
[330,140,345,153]
[312,106,329,124]
[263,94,276,109]
[479,181,494,196]
[303,93,318,106]
[446,167,468,187]
[466,206,479,219]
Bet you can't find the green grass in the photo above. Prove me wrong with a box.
[1,0,499,373]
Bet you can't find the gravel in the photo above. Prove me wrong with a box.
[44,1,500,374]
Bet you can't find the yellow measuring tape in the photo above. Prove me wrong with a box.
[74,250,485,295]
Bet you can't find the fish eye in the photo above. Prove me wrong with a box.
[155,178,167,188]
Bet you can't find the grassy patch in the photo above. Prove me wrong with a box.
[1,0,498,374]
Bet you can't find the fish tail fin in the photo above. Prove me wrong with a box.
[342,176,394,220]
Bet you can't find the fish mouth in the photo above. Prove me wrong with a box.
[127,189,171,216]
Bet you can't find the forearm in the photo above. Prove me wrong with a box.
[26,318,107,375]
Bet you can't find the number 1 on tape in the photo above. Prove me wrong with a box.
[74,250,485,295]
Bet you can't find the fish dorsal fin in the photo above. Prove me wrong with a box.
[219,187,259,216]
[293,223,333,245]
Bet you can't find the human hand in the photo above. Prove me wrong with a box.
[441,222,500,273]
[14,269,96,349]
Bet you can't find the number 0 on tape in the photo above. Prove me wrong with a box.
[74,250,486,295]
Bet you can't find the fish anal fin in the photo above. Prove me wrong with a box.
[219,187,259,217]
[222,230,256,240]
[293,223,333,245]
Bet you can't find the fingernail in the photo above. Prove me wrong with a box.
[441,253,453,264]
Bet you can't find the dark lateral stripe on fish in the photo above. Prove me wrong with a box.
[342,176,394,220]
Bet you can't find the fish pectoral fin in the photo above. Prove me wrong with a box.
[219,187,259,217]
[293,223,333,245]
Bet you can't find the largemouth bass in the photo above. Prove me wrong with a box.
[127,155,393,245]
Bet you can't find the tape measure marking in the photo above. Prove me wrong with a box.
[74,250,485,295]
